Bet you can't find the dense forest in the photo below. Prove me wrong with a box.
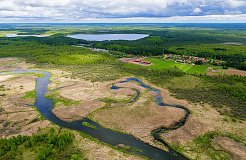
[0,128,85,160]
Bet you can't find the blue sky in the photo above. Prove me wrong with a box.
[0,0,246,23]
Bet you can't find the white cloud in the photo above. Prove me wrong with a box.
[226,0,246,8]
[21,0,72,7]
[193,8,202,13]
[0,0,245,22]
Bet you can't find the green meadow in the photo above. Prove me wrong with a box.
[145,58,209,75]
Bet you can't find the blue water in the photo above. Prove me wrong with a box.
[1,70,190,160]
[5,34,48,38]
[67,34,149,41]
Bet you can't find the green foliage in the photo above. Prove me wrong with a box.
[117,144,142,153]
[82,122,97,129]
[191,131,245,160]
[45,91,80,108]
[22,90,36,99]
[170,131,245,160]
[169,75,246,119]
[0,128,86,160]
[68,63,126,82]
[122,62,185,83]
[23,36,89,46]
[0,85,5,91]
[0,39,113,66]
[186,65,209,74]
[145,58,208,75]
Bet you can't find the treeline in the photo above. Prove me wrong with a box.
[92,37,167,56]
[22,36,90,46]
[17,29,49,35]
[0,128,86,160]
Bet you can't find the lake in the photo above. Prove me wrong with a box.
[6,34,48,37]
[67,34,149,41]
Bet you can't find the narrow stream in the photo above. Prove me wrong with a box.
[1,70,190,160]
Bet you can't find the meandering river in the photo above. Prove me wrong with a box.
[1,70,190,160]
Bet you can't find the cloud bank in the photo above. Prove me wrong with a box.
[0,0,246,22]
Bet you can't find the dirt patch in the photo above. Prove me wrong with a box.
[0,95,50,138]
[213,137,246,160]
[20,120,51,136]
[0,57,34,71]
[116,81,147,92]
[119,58,152,66]
[0,75,36,98]
[207,67,246,77]
[48,70,136,103]
[0,75,15,82]
[225,68,246,77]
[206,67,224,76]
[53,100,104,122]
[49,75,113,101]
[112,87,136,99]
[161,117,212,145]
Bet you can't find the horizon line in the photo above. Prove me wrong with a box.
[1,22,246,24]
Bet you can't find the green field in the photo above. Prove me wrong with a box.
[145,58,209,75]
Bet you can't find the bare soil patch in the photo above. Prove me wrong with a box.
[0,57,34,71]
[119,58,152,66]
[49,75,113,101]
[213,137,246,160]
[0,75,15,82]
[0,66,50,138]
[53,100,104,122]
[225,68,246,77]
[206,67,224,76]
[0,95,50,138]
